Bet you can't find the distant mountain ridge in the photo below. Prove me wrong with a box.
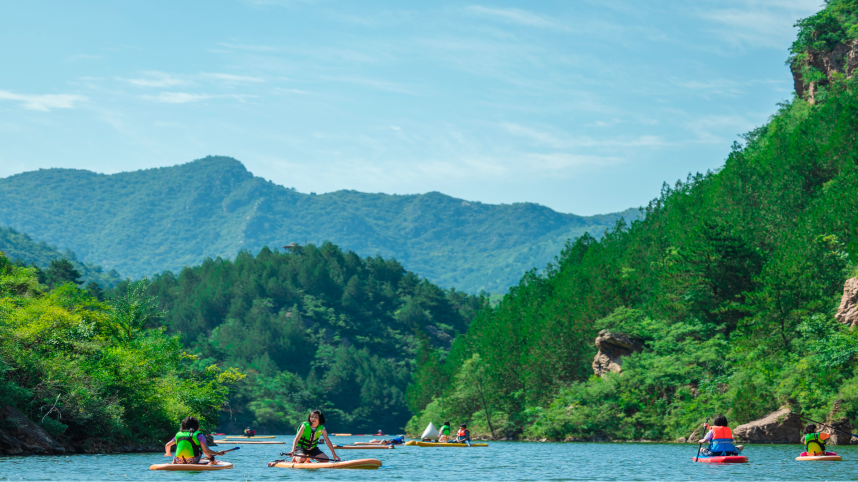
[0,157,638,292]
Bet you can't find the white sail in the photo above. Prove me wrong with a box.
[420,422,439,439]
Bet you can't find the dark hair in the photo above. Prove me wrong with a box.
[713,415,728,427]
[804,423,817,434]
[181,416,199,432]
[460,424,467,429]
[444,421,450,426]
[308,409,326,425]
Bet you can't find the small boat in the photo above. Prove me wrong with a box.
[150,461,233,471]
[214,439,284,444]
[796,455,842,461]
[692,455,748,463]
[405,441,488,447]
[224,435,276,439]
[331,433,352,436]
[273,458,382,469]
[334,444,393,449]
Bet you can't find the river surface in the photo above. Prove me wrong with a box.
[2,436,857,481]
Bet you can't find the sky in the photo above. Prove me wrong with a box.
[0,0,823,215]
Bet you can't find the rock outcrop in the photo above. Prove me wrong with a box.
[792,40,858,103]
[592,330,643,377]
[0,406,66,455]
[826,400,854,445]
[733,408,803,444]
[836,278,858,328]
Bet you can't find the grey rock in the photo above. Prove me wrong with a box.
[792,39,858,103]
[836,278,858,328]
[0,406,66,455]
[733,408,803,444]
[592,330,643,376]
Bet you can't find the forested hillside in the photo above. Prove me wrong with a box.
[132,242,485,433]
[407,0,858,441]
[0,253,240,450]
[0,159,635,293]
[0,226,121,288]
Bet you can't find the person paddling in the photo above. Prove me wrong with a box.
[437,421,452,443]
[697,415,743,457]
[455,424,472,447]
[801,424,837,457]
[244,426,256,437]
[164,416,225,465]
[279,410,340,465]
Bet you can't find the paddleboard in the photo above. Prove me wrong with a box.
[796,455,842,461]
[225,435,276,439]
[692,455,748,463]
[331,433,352,436]
[150,461,234,471]
[354,442,388,445]
[214,439,284,444]
[335,444,393,449]
[405,441,488,447]
[273,459,382,469]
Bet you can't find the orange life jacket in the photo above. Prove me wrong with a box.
[711,426,733,440]
[457,429,468,437]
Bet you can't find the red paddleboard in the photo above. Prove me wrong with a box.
[693,456,748,463]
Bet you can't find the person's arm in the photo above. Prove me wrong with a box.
[291,425,304,454]
[323,428,339,460]
[199,435,225,456]
[698,429,713,444]
[164,438,176,456]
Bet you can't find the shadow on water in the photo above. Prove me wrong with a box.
[2,437,857,481]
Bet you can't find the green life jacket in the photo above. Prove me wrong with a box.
[297,421,324,449]
[175,430,203,458]
[439,425,451,436]
[804,433,826,454]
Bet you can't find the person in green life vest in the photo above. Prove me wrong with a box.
[163,416,225,465]
[437,421,452,443]
[800,424,837,457]
[288,410,340,464]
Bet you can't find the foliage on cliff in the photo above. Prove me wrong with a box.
[408,62,858,439]
[0,253,239,447]
[0,159,635,294]
[134,242,485,433]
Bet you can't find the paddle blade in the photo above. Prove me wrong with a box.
[233,447,241,451]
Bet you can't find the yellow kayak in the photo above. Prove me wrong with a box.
[405,441,488,447]
[225,435,276,439]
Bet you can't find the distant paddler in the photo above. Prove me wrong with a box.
[268,410,340,466]
[164,416,226,465]
[437,421,452,443]
[244,426,256,437]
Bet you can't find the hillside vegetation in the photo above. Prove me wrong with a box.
[407,1,858,441]
[0,159,635,293]
[0,253,239,449]
[133,242,484,433]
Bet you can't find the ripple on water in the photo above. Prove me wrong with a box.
[1,438,856,481]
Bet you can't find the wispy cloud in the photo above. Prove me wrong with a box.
[142,92,213,104]
[693,0,821,49]
[502,123,669,148]
[66,54,100,62]
[118,71,187,88]
[219,42,281,52]
[0,90,87,111]
[466,6,561,30]
[201,72,265,83]
[274,87,309,94]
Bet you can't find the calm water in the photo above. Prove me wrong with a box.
[2,436,858,481]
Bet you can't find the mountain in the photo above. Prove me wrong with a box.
[0,159,636,293]
[0,226,121,287]
[407,1,858,441]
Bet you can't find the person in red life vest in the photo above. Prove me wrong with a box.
[800,424,837,457]
[697,415,743,457]
[455,424,471,447]
[244,427,256,437]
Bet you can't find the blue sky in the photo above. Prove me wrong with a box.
[0,0,821,215]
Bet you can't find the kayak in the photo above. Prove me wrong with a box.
[273,458,382,469]
[214,439,284,444]
[405,441,488,447]
[150,461,234,471]
[335,444,393,449]
[796,455,842,461]
[225,435,276,439]
[692,455,748,463]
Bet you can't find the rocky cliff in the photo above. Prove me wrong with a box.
[791,39,858,103]
[592,330,643,377]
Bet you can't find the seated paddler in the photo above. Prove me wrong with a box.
[164,416,225,464]
[801,424,837,457]
[697,414,743,457]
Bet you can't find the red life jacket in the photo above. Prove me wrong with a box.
[711,426,733,440]
[457,429,469,437]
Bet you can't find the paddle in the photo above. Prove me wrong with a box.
[694,418,709,462]
[790,412,858,438]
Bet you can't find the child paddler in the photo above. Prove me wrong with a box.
[163,416,225,465]
[697,415,743,457]
[437,421,452,443]
[288,410,340,464]
[455,424,472,447]
[801,424,837,457]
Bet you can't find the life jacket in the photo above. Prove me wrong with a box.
[457,429,470,438]
[245,428,254,436]
[708,426,738,454]
[175,430,203,459]
[439,425,451,436]
[804,433,826,455]
[297,421,324,450]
